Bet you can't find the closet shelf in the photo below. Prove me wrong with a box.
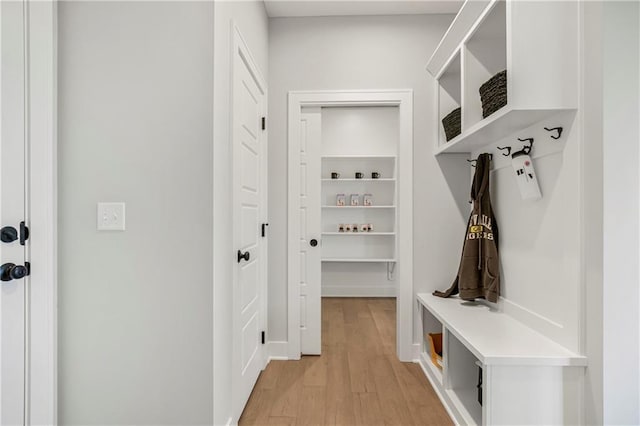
[322,232,396,236]
[417,293,587,366]
[322,205,396,209]
[321,178,396,182]
[321,155,397,159]
[434,106,575,155]
[322,258,396,263]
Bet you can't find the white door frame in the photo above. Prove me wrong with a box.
[287,90,414,361]
[2,1,58,424]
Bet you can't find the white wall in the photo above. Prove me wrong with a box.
[57,3,214,424]
[213,2,268,425]
[469,112,583,353]
[602,2,640,423]
[268,15,466,344]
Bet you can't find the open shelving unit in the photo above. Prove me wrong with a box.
[428,0,578,156]
[421,1,584,423]
[417,293,586,425]
[321,155,397,264]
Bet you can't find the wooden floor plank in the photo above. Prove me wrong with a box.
[353,392,385,426]
[295,386,327,425]
[239,298,452,426]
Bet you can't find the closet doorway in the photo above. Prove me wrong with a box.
[287,90,414,361]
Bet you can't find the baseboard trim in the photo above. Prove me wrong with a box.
[321,285,396,297]
[412,343,421,361]
[268,340,289,360]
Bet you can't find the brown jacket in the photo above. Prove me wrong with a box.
[434,153,500,303]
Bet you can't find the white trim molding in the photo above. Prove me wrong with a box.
[267,341,289,361]
[25,1,57,424]
[287,90,414,361]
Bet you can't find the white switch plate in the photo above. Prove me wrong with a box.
[97,202,126,231]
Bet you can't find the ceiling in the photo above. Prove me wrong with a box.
[264,0,463,18]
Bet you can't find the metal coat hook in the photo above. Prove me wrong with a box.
[512,138,534,157]
[497,146,511,157]
[467,154,492,167]
[544,126,563,140]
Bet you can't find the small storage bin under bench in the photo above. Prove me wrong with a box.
[417,293,587,426]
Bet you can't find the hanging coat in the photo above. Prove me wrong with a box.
[434,153,500,303]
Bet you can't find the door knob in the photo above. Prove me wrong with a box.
[0,262,30,282]
[0,222,28,245]
[237,250,250,263]
[1,226,18,243]
[310,239,318,247]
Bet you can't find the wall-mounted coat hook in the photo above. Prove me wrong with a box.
[467,154,492,167]
[497,146,511,157]
[512,138,534,157]
[544,126,563,140]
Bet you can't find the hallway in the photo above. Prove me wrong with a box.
[239,298,452,425]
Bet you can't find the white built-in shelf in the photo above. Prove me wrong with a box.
[426,0,492,76]
[446,388,482,426]
[322,232,396,236]
[322,205,395,209]
[417,293,587,366]
[321,155,397,159]
[419,352,443,386]
[429,0,579,156]
[321,178,396,182]
[434,106,575,155]
[322,258,396,263]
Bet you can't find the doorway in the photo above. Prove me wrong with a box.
[287,90,414,362]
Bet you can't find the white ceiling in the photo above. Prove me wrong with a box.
[264,0,463,18]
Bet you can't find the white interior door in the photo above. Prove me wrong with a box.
[1,2,28,424]
[299,108,321,355]
[231,26,267,420]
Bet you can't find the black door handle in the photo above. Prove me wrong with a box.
[237,250,250,263]
[310,239,318,247]
[1,262,30,282]
[0,222,28,245]
[1,226,18,243]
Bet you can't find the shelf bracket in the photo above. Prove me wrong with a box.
[387,262,396,280]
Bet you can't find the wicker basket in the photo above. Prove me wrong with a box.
[427,333,443,370]
[479,70,507,118]
[441,107,461,142]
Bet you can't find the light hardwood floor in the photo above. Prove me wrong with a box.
[239,297,453,426]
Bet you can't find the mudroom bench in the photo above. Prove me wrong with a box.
[416,293,587,426]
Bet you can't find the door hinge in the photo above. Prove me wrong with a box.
[261,117,266,131]
[261,223,269,237]
[261,331,266,345]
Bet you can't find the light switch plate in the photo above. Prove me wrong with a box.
[97,202,126,231]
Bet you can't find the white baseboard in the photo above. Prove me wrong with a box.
[268,341,289,360]
[412,343,421,361]
[321,285,396,297]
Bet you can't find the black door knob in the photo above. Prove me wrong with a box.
[310,239,318,247]
[1,262,30,282]
[1,226,18,243]
[237,250,250,263]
